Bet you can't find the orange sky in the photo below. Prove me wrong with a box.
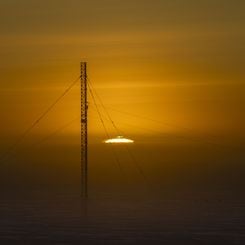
[0,0,245,196]
[0,0,244,145]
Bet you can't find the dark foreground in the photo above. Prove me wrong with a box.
[0,191,244,245]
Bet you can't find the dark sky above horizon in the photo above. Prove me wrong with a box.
[0,1,244,192]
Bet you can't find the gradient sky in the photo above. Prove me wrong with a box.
[1,0,244,141]
[0,0,245,194]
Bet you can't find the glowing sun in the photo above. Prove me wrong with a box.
[104,136,134,144]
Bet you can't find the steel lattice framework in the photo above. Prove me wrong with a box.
[80,62,88,198]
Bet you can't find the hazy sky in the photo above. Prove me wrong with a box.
[0,0,245,195]
[0,0,244,142]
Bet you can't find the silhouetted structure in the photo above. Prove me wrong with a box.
[81,62,88,198]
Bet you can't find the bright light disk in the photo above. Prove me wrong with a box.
[104,136,134,144]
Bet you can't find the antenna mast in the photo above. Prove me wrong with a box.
[81,62,88,198]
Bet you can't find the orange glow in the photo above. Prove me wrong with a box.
[104,136,134,144]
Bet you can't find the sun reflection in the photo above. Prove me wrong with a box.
[104,136,134,144]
